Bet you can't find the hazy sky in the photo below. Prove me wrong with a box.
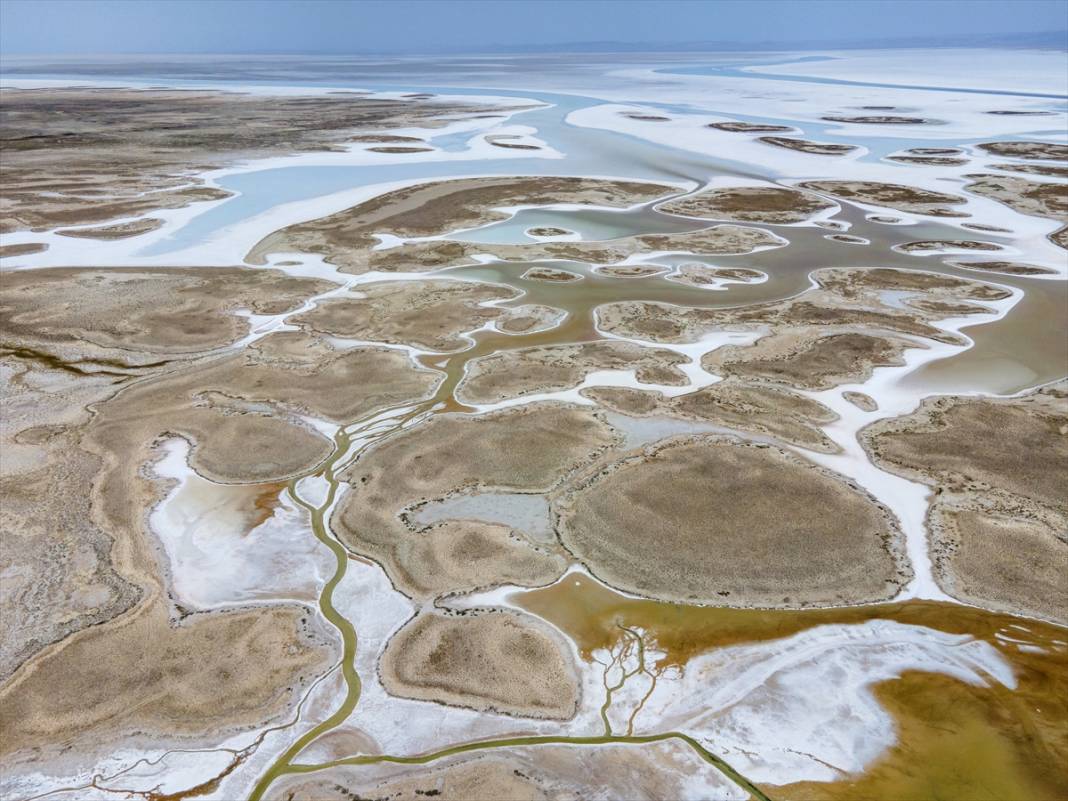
[1,0,1066,54]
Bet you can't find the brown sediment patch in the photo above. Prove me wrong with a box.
[826,234,868,244]
[596,266,1004,348]
[246,176,677,273]
[815,267,1011,302]
[522,267,582,283]
[990,161,1068,179]
[515,576,1068,801]
[985,109,1057,116]
[273,756,553,801]
[366,145,434,153]
[707,121,794,133]
[947,259,1056,276]
[929,498,1067,625]
[292,279,516,351]
[348,134,426,143]
[666,263,765,288]
[976,140,1068,161]
[758,136,857,155]
[843,390,878,411]
[0,600,334,759]
[657,185,835,224]
[868,215,902,224]
[88,332,439,484]
[904,298,993,316]
[379,609,579,719]
[823,115,932,124]
[0,266,335,361]
[862,382,1068,515]
[553,436,909,606]
[897,239,1003,253]
[0,438,142,680]
[527,226,572,237]
[332,403,617,599]
[0,242,47,258]
[862,383,1068,623]
[583,379,839,453]
[55,217,164,239]
[272,738,737,801]
[909,147,963,156]
[595,264,668,279]
[0,87,501,233]
[496,303,566,334]
[963,174,1068,241]
[456,340,690,404]
[961,222,1012,232]
[798,180,968,216]
[489,140,542,150]
[886,155,968,166]
[293,222,783,276]
[1053,224,1068,249]
[705,332,911,391]
[622,113,671,121]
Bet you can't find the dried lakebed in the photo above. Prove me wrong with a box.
[1,62,1066,801]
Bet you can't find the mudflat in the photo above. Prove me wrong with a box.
[554,436,909,606]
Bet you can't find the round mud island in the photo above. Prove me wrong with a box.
[554,436,910,607]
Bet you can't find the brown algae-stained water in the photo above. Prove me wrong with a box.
[515,574,1068,800]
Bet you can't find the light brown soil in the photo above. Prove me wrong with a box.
[798,180,969,216]
[292,279,516,351]
[54,218,163,239]
[332,403,618,599]
[990,162,1068,179]
[977,141,1068,161]
[962,174,1068,245]
[271,738,732,801]
[247,176,678,272]
[0,242,47,258]
[527,226,572,237]
[489,140,541,150]
[496,303,567,334]
[887,155,968,166]
[379,610,580,719]
[657,185,835,224]
[521,267,582,283]
[947,260,1056,276]
[862,383,1068,622]
[844,391,878,411]
[0,601,334,759]
[898,239,1003,253]
[583,379,840,453]
[457,340,690,404]
[0,266,334,361]
[595,264,668,278]
[708,121,793,133]
[708,332,910,391]
[0,87,501,233]
[758,136,857,155]
[597,267,1005,348]
[366,145,434,153]
[666,263,765,288]
[553,436,909,606]
[824,115,932,124]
